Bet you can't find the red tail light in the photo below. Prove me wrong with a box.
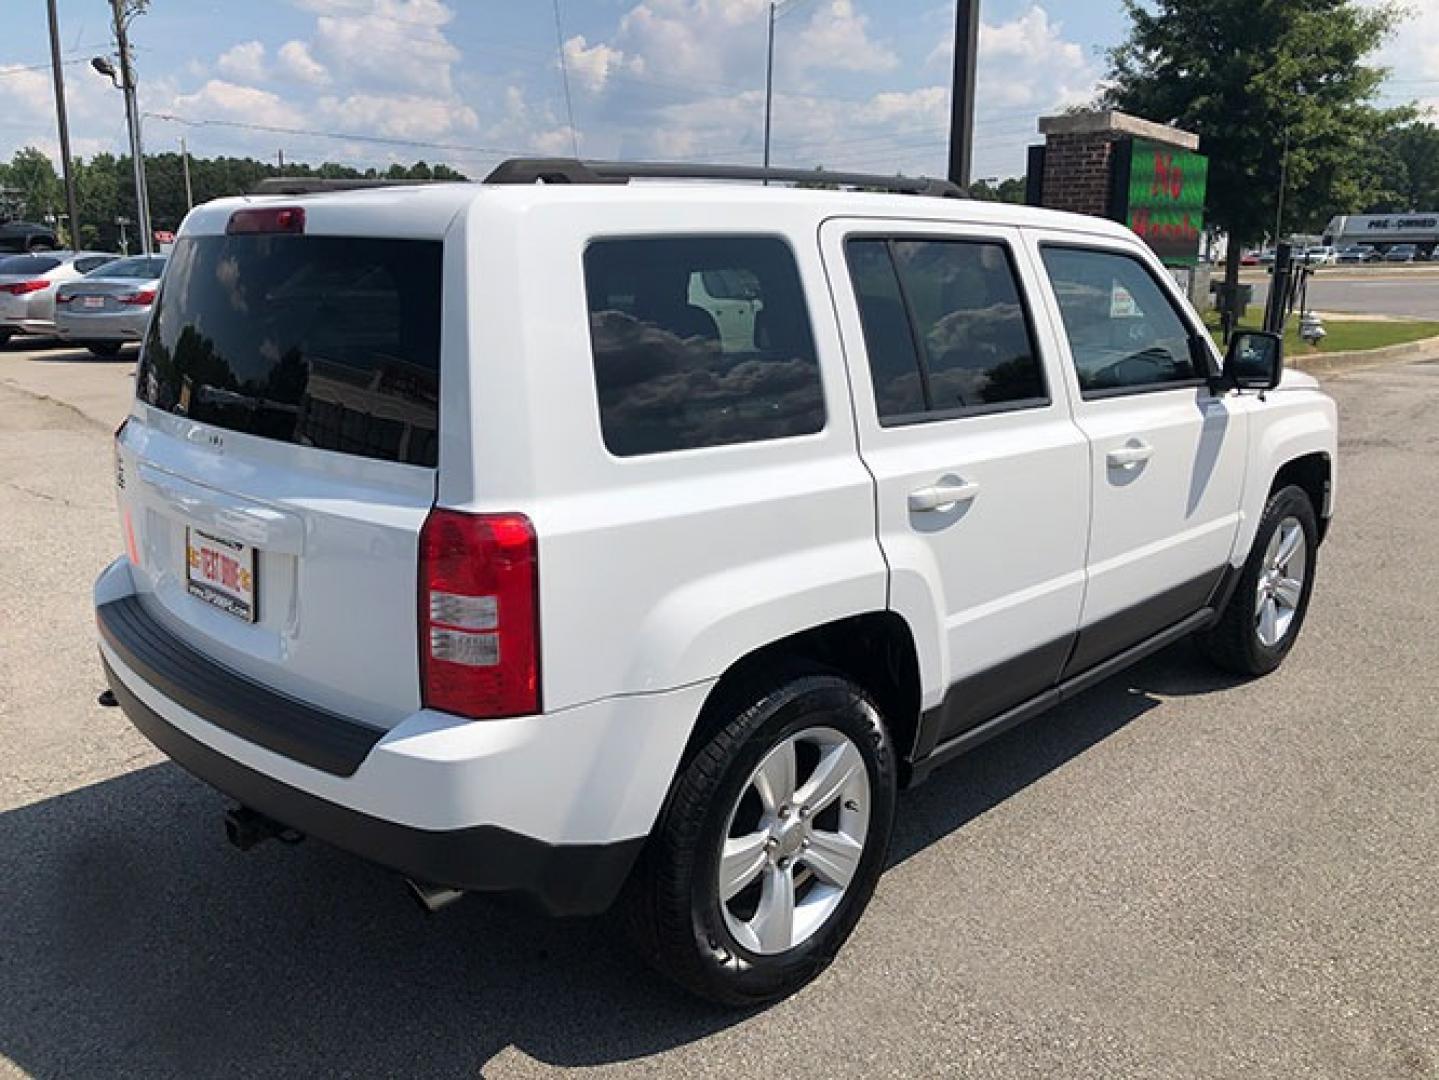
[227,206,305,235]
[0,280,49,295]
[419,509,539,719]
[120,289,157,306]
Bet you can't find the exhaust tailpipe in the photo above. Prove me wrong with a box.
[224,805,296,851]
[406,878,466,914]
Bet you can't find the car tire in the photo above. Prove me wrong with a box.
[1198,484,1319,676]
[87,343,123,358]
[0,329,12,348]
[622,668,897,1006]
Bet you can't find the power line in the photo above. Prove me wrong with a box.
[0,56,91,78]
[142,111,540,159]
[551,0,580,157]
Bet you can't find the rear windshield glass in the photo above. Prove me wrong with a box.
[95,256,165,279]
[137,235,443,467]
[0,256,60,275]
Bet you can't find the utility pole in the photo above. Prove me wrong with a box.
[277,148,285,171]
[110,0,152,254]
[947,0,980,188]
[46,0,81,248]
[763,1,776,178]
[180,136,193,212]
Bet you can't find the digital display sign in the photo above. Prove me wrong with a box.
[1111,138,1208,266]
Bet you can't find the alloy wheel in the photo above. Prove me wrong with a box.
[716,726,871,956]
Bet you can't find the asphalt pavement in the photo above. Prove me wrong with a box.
[1,338,1436,1078]
[1243,265,1439,320]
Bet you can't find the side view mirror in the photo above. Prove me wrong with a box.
[1223,330,1283,391]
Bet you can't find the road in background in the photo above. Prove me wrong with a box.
[1,341,1437,1078]
[1242,268,1439,320]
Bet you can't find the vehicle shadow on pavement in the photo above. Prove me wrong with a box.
[0,644,1242,1077]
[7,343,139,364]
[889,642,1245,867]
[0,767,740,1078]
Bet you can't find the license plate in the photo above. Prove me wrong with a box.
[82,295,105,309]
[186,528,257,622]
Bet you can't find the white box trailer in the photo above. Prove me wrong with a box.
[1323,213,1438,256]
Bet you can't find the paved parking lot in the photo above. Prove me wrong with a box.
[1,338,1437,1078]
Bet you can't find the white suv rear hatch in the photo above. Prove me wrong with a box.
[114,194,453,728]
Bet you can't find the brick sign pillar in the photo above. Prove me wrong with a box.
[1026,110,1212,308]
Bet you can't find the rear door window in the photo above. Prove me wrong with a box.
[584,236,825,457]
[846,237,1047,423]
[137,234,443,466]
[95,256,165,279]
[74,256,116,274]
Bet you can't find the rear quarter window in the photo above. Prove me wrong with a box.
[0,256,61,275]
[583,235,825,457]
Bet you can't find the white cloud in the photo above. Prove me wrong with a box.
[319,92,478,141]
[309,0,460,95]
[606,0,894,87]
[793,0,898,74]
[0,61,140,162]
[926,5,1096,109]
[170,79,307,131]
[1365,0,1439,117]
[483,85,577,158]
[563,35,632,94]
[276,41,330,86]
[0,65,56,119]
[217,41,268,83]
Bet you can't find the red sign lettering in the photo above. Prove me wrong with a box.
[1151,150,1183,201]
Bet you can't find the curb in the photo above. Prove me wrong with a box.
[1289,332,1439,377]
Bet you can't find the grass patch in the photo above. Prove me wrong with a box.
[1204,306,1439,355]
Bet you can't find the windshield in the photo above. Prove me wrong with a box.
[0,255,60,275]
[137,234,443,467]
[93,256,165,279]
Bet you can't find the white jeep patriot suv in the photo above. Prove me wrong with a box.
[96,160,1336,1005]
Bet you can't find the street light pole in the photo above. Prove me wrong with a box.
[1273,128,1290,246]
[110,0,152,254]
[46,0,81,249]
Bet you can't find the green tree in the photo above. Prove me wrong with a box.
[1364,122,1439,212]
[1102,0,1408,324]
[75,153,121,248]
[7,147,63,227]
[968,177,1026,204]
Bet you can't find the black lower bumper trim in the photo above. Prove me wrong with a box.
[97,595,384,777]
[102,657,643,917]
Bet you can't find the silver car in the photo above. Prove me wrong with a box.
[0,251,120,344]
[55,255,168,357]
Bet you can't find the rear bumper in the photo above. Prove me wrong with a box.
[0,317,56,335]
[95,559,708,915]
[103,658,643,915]
[56,309,149,341]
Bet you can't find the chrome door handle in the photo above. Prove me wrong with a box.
[1106,441,1154,469]
[908,479,980,513]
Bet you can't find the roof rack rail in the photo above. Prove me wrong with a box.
[483,158,966,198]
[249,177,466,196]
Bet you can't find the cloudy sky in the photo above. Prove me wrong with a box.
[1,0,1436,183]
